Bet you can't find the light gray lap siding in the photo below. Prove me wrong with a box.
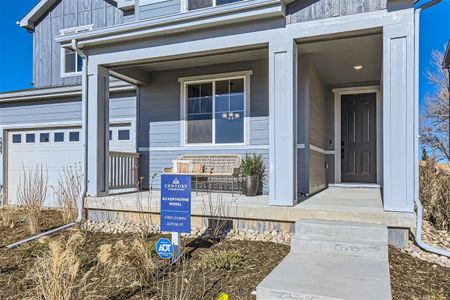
[286,0,387,24]
[0,92,136,126]
[138,59,269,190]
[139,0,181,19]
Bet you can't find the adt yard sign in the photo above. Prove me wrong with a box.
[160,174,192,233]
[156,238,173,259]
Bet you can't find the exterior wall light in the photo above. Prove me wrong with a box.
[353,65,364,70]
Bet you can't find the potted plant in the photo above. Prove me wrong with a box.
[240,154,265,196]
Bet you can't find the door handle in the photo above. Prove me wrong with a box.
[341,141,345,159]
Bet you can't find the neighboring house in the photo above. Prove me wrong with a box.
[0,0,417,217]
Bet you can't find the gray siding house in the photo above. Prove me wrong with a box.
[0,0,418,226]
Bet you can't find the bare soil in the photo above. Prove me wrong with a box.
[0,210,449,299]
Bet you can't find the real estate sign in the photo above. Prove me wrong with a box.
[160,174,192,233]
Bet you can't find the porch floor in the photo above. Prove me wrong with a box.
[85,187,416,228]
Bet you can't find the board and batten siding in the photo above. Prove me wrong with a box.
[286,0,387,24]
[139,0,181,20]
[137,59,269,191]
[33,0,133,88]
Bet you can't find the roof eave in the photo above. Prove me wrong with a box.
[443,40,450,69]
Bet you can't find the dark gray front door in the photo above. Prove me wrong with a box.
[341,93,377,183]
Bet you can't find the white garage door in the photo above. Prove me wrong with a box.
[7,124,134,207]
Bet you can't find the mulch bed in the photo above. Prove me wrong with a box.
[0,209,64,247]
[389,246,450,300]
[1,209,449,299]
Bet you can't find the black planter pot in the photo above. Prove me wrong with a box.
[243,175,259,196]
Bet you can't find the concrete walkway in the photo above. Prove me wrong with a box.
[257,219,392,299]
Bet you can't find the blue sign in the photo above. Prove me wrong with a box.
[160,174,192,233]
[156,238,173,259]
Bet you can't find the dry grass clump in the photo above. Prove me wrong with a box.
[97,237,156,287]
[30,231,94,300]
[17,165,48,234]
[54,164,82,223]
[199,249,244,271]
[155,262,197,300]
[420,159,450,231]
[0,204,13,228]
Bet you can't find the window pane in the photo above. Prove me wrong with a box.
[12,134,21,143]
[54,132,64,142]
[215,112,244,143]
[186,82,213,144]
[187,0,213,10]
[118,129,130,140]
[187,114,212,143]
[40,133,50,143]
[69,131,80,142]
[109,130,113,140]
[216,0,242,4]
[26,133,35,143]
[214,79,244,144]
[76,54,83,72]
[65,49,76,73]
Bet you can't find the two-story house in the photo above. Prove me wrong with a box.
[1,0,420,246]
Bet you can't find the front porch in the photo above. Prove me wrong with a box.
[85,187,416,229]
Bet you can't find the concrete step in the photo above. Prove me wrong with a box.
[257,251,392,300]
[294,219,388,243]
[291,235,388,259]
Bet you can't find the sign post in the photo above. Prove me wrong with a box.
[160,174,191,262]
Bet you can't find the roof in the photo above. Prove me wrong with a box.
[19,0,134,30]
[444,40,450,69]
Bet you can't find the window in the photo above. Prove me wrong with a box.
[69,131,80,142]
[26,133,35,143]
[60,25,93,76]
[184,76,246,145]
[118,129,130,141]
[40,133,50,143]
[109,130,113,141]
[186,0,242,11]
[54,132,64,142]
[12,134,21,144]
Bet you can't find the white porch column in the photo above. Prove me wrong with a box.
[86,65,110,197]
[382,14,415,212]
[268,39,298,206]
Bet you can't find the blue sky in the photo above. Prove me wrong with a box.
[0,0,449,104]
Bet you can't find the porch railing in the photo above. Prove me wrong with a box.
[109,151,140,190]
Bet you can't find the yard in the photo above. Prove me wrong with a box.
[0,209,449,300]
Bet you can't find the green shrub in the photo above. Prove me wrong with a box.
[240,154,265,180]
[199,249,244,271]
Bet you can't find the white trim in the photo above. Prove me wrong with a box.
[139,144,269,151]
[333,86,381,184]
[60,25,93,78]
[179,71,252,147]
[296,143,305,149]
[178,70,253,83]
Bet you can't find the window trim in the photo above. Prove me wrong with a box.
[60,25,93,78]
[179,71,251,146]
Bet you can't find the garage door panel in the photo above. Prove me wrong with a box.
[7,125,133,207]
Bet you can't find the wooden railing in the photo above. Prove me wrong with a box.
[109,151,140,190]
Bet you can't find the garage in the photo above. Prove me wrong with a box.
[6,123,134,207]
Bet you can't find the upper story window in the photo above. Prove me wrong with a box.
[60,25,93,77]
[185,0,243,11]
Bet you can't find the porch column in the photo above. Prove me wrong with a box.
[382,17,415,212]
[86,65,110,197]
[268,39,298,206]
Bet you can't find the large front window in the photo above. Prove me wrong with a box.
[186,0,243,11]
[185,77,245,144]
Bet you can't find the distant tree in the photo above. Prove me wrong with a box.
[420,50,449,162]
[422,148,429,161]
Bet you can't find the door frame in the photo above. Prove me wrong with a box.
[332,86,381,185]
